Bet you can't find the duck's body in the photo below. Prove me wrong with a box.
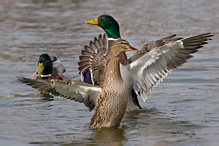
[19,40,138,129]
[79,15,213,111]
[90,56,128,128]
[79,35,141,111]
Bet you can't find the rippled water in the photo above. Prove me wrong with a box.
[0,0,219,145]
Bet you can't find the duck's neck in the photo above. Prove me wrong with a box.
[108,38,119,48]
[103,58,122,87]
[108,39,128,66]
[104,25,121,40]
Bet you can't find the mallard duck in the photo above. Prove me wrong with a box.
[19,39,138,129]
[79,15,213,111]
[32,54,66,80]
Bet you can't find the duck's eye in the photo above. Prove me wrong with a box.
[121,42,127,45]
[102,17,107,20]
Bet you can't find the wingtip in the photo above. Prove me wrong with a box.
[141,92,148,102]
[17,76,27,83]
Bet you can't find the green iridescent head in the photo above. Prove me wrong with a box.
[36,54,53,75]
[85,15,121,39]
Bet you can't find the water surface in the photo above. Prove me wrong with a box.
[0,0,219,145]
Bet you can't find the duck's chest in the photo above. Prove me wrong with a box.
[97,57,128,113]
[104,79,127,97]
[97,83,128,121]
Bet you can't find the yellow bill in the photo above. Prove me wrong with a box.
[36,63,44,74]
[85,19,99,25]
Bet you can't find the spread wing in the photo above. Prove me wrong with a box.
[128,34,183,63]
[129,33,213,101]
[18,77,102,111]
[78,34,108,86]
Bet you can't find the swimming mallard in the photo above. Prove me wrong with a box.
[79,15,213,111]
[19,39,139,128]
[32,54,66,80]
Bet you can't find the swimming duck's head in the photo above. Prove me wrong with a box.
[36,54,53,75]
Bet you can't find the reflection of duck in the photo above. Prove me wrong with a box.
[80,15,213,111]
[19,39,138,128]
[95,128,125,146]
[32,54,66,80]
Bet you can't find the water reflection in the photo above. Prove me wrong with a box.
[95,128,126,146]
[123,109,204,145]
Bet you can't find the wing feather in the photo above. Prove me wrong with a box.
[129,33,213,101]
[18,77,101,111]
[78,34,108,86]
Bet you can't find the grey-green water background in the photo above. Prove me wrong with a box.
[0,0,219,145]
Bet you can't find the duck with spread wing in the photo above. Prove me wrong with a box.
[19,39,138,129]
[80,15,213,111]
